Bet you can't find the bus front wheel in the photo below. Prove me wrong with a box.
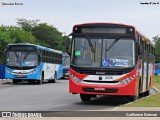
[13,79,18,84]
[52,72,57,83]
[80,94,92,102]
[37,75,44,84]
[129,81,141,101]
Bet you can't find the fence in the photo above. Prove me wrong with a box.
[0,64,5,79]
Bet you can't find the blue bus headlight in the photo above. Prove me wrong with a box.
[70,74,81,83]
[118,75,135,85]
[29,69,37,74]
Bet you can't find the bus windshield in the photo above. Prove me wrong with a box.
[6,51,38,67]
[63,56,70,67]
[71,37,135,68]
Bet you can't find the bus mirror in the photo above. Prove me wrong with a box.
[66,37,70,49]
[65,33,72,56]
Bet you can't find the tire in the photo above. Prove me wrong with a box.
[80,94,92,102]
[129,95,138,102]
[144,90,149,96]
[129,81,141,101]
[52,72,57,83]
[13,79,18,84]
[37,75,44,84]
[28,80,35,84]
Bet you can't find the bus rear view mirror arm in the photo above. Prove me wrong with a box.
[66,33,72,56]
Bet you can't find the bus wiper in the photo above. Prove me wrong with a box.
[106,37,120,51]
[14,52,19,58]
[23,50,31,61]
[106,35,133,51]
[87,38,95,53]
[64,56,68,61]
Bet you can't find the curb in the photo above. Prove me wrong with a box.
[0,79,12,84]
[153,86,160,92]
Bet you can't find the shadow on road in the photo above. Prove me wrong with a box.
[0,80,64,85]
[75,95,130,106]
[49,95,131,111]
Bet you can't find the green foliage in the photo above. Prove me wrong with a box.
[31,23,66,51]
[16,18,40,32]
[0,18,67,63]
[153,36,160,62]
[0,26,36,63]
[17,18,67,51]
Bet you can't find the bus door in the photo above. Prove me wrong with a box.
[142,41,148,92]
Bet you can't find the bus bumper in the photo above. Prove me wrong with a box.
[69,78,136,96]
[5,72,40,80]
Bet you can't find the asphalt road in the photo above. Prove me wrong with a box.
[0,79,158,111]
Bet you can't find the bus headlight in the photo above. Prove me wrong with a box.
[29,69,37,74]
[118,75,135,85]
[70,74,81,83]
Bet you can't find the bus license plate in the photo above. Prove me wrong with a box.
[18,74,23,77]
[94,88,105,91]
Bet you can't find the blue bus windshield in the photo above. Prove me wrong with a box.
[6,51,38,67]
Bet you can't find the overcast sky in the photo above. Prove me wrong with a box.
[0,0,160,40]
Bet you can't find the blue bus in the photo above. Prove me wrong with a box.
[155,63,160,75]
[5,43,63,84]
[62,52,70,78]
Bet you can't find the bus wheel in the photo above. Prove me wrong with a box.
[80,94,92,102]
[52,72,57,83]
[129,81,141,101]
[13,79,18,84]
[144,90,149,96]
[129,95,138,102]
[128,89,139,101]
[37,75,44,84]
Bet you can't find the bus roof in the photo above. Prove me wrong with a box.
[73,22,154,47]
[7,43,62,54]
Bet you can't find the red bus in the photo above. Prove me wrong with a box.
[66,23,155,102]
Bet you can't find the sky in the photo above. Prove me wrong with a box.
[0,0,160,40]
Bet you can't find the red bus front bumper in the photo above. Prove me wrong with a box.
[69,78,137,96]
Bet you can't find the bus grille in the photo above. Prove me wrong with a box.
[83,80,118,83]
[79,70,123,75]
[82,88,118,93]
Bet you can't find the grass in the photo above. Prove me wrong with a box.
[154,76,160,90]
[122,76,160,107]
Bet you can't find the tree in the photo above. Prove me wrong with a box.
[32,23,66,51]
[0,27,13,63]
[0,26,37,63]
[16,18,67,51]
[16,18,40,32]
[153,35,160,62]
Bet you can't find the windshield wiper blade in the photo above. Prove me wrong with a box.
[23,50,31,61]
[106,37,120,52]
[14,52,19,58]
[87,38,95,53]
[106,35,134,51]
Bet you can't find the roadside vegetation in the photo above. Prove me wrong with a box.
[0,18,67,64]
[123,76,160,107]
